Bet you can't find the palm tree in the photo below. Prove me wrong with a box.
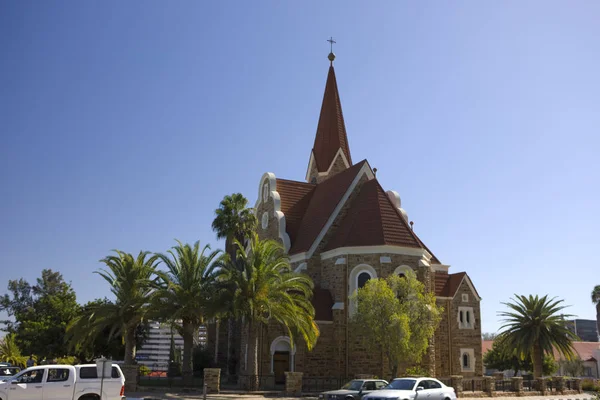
[211,193,257,262]
[498,294,577,378]
[592,285,600,342]
[0,334,28,367]
[67,251,160,365]
[154,240,222,385]
[221,234,319,390]
[211,193,257,376]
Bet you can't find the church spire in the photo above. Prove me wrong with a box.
[306,42,352,183]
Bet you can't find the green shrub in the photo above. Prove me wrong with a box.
[55,356,78,365]
[404,366,428,377]
[582,380,600,392]
[138,365,151,376]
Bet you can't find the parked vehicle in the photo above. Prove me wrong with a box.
[0,367,21,382]
[362,377,456,400]
[319,379,389,399]
[0,363,125,400]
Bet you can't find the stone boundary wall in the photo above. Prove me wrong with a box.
[446,376,584,398]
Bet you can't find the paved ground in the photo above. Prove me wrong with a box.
[126,393,598,400]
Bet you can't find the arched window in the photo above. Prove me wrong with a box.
[348,265,377,315]
[357,272,371,289]
[463,353,469,368]
[393,265,413,278]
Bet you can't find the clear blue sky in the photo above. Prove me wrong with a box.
[1,2,599,335]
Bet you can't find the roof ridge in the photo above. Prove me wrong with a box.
[276,177,316,186]
[374,179,442,264]
[289,160,369,254]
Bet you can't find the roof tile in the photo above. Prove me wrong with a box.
[275,179,315,244]
[312,66,352,172]
[289,161,368,254]
[323,179,425,251]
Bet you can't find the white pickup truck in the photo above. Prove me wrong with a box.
[0,364,125,400]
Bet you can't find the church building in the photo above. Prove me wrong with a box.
[211,51,483,383]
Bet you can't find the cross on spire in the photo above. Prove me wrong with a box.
[327,37,336,64]
[327,37,336,52]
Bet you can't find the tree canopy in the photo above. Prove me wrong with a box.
[0,269,79,359]
[483,339,557,376]
[498,294,577,378]
[350,272,442,379]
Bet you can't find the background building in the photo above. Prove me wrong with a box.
[136,321,207,370]
[567,319,599,342]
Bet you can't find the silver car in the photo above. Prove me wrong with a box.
[319,379,389,400]
[362,377,456,400]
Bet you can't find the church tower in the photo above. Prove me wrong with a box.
[306,51,352,184]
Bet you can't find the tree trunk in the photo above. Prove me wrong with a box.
[532,343,543,378]
[214,319,220,364]
[182,320,195,386]
[596,303,600,342]
[124,325,137,365]
[227,318,234,376]
[390,361,398,382]
[246,321,259,391]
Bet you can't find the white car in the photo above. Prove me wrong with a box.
[362,377,456,400]
[0,363,125,400]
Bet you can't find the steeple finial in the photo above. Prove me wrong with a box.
[327,37,336,64]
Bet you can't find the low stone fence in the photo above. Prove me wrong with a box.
[441,375,584,398]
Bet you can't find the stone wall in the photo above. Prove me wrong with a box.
[307,151,349,184]
[450,279,482,377]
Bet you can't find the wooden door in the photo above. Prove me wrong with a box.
[273,351,290,384]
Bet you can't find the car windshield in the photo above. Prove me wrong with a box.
[341,380,364,390]
[385,379,417,390]
[0,368,19,377]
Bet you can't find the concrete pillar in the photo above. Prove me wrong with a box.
[451,375,463,397]
[284,371,303,396]
[483,376,495,396]
[553,376,565,394]
[511,376,523,394]
[121,364,139,393]
[203,368,221,394]
[493,372,504,380]
[573,377,582,393]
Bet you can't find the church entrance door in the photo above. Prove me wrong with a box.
[273,351,290,384]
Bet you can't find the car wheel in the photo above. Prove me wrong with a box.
[78,395,100,400]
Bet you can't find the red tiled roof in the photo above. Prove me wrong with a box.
[289,161,368,254]
[324,179,424,251]
[312,66,352,172]
[482,340,494,355]
[275,179,315,244]
[434,272,467,297]
[553,342,600,361]
[312,288,334,321]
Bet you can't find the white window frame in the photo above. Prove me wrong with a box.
[458,306,474,329]
[269,336,295,373]
[460,348,475,372]
[348,264,377,315]
[393,265,413,277]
